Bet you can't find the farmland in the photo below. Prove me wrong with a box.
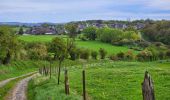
[28,61,170,100]
[1,24,170,100]
[1,0,170,99]
[18,35,136,55]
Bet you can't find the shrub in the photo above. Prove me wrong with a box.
[18,49,28,60]
[138,41,150,48]
[99,48,107,59]
[80,49,90,60]
[154,42,164,47]
[27,43,48,60]
[69,48,81,60]
[69,49,77,60]
[116,52,125,60]
[136,50,153,61]
[91,51,98,59]
[125,50,134,60]
[158,51,165,60]
[112,39,134,46]
[79,34,87,41]
[166,50,170,58]
[109,54,118,61]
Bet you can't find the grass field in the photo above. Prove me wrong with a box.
[19,35,137,55]
[76,40,136,54]
[28,61,170,100]
[28,76,81,100]
[18,35,58,42]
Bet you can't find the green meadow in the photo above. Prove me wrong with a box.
[18,35,136,55]
[28,61,170,100]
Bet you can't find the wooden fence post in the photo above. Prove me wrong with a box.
[39,68,41,74]
[65,70,69,95]
[50,61,52,79]
[43,66,46,75]
[82,70,86,100]
[142,71,155,100]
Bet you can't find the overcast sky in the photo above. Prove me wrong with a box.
[0,0,170,23]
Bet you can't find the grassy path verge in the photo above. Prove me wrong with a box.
[27,76,81,100]
[0,72,37,88]
[0,72,37,100]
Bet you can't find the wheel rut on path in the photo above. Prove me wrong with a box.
[5,74,37,100]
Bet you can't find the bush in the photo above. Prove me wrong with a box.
[112,39,134,46]
[166,50,170,58]
[109,54,118,61]
[91,51,98,59]
[116,52,125,60]
[69,48,80,60]
[79,34,87,41]
[80,49,90,60]
[154,42,164,47]
[99,48,107,59]
[125,50,134,60]
[27,43,48,60]
[136,50,153,61]
[158,51,166,60]
[138,41,150,48]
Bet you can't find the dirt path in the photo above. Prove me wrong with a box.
[6,74,37,100]
[0,72,37,88]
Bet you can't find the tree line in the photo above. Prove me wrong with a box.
[142,20,170,45]
[80,26,141,46]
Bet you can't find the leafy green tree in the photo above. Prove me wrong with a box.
[65,24,78,39]
[49,37,67,85]
[28,42,48,60]
[0,26,20,64]
[123,31,140,41]
[142,21,170,45]
[82,27,97,40]
[124,26,138,33]
[97,28,123,43]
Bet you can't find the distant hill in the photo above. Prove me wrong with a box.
[0,22,58,27]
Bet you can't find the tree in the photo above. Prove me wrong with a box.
[82,27,97,40]
[27,42,48,60]
[49,37,67,85]
[124,26,138,33]
[123,31,140,41]
[66,38,80,60]
[18,27,24,35]
[142,21,170,45]
[65,24,78,39]
[0,26,20,64]
[97,28,123,43]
